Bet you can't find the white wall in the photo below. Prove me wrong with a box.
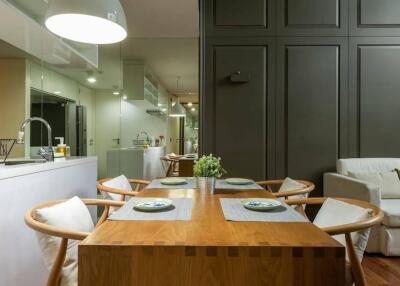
[120,100,168,148]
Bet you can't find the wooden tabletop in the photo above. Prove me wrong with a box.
[82,186,340,248]
[79,184,345,286]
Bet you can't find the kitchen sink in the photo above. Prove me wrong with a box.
[3,159,47,165]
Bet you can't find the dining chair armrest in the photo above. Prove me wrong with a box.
[257,179,315,199]
[324,173,381,207]
[25,199,125,240]
[97,180,141,198]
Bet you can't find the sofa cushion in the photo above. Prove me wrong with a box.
[380,226,400,256]
[348,171,400,199]
[313,198,372,262]
[380,199,400,227]
[337,158,400,176]
[35,196,94,286]
[102,174,132,201]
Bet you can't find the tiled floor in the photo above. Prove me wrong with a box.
[363,254,400,285]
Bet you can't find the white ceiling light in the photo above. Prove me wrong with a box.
[87,76,97,83]
[45,0,127,44]
[187,102,193,107]
[113,91,120,95]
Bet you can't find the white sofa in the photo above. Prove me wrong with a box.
[324,158,400,256]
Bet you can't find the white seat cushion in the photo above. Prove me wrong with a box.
[278,177,308,199]
[380,199,400,227]
[313,198,372,262]
[337,158,400,176]
[348,171,400,199]
[35,196,94,286]
[102,174,132,201]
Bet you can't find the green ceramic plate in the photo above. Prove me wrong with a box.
[133,198,173,211]
[160,178,188,185]
[225,178,253,185]
[241,198,282,211]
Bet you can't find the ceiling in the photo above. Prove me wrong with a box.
[3,0,199,95]
[121,0,199,38]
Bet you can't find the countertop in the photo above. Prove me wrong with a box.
[0,156,97,180]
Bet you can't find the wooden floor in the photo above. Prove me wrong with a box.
[363,254,400,285]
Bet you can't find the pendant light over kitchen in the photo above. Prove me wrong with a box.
[45,0,127,44]
[169,76,186,117]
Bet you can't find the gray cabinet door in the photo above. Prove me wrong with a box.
[277,0,348,36]
[350,0,400,36]
[202,0,276,37]
[201,38,275,180]
[349,38,400,157]
[276,38,348,196]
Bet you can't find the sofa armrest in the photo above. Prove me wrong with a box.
[323,173,381,207]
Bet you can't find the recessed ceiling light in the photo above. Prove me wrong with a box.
[87,76,97,83]
[157,103,162,107]
[191,107,196,112]
[45,0,127,44]
[187,102,193,107]
[113,91,120,95]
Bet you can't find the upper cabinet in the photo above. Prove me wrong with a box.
[277,0,348,36]
[123,61,167,107]
[350,0,400,36]
[28,61,78,101]
[202,0,276,36]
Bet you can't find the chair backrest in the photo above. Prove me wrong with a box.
[337,158,400,175]
[97,177,150,201]
[25,198,124,286]
[285,197,383,286]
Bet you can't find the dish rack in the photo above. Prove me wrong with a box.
[0,139,17,163]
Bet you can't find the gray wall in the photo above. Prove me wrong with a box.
[200,0,400,196]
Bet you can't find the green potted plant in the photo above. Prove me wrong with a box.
[193,154,226,193]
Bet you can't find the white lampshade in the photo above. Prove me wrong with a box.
[169,103,186,117]
[45,0,127,44]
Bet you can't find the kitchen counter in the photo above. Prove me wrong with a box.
[0,156,97,180]
[0,156,97,286]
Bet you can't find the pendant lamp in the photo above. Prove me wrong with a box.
[45,0,127,44]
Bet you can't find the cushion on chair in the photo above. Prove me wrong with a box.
[278,177,308,199]
[102,174,132,201]
[313,198,372,262]
[380,199,400,227]
[348,171,400,199]
[35,196,94,286]
[337,158,400,176]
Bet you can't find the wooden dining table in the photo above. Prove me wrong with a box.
[78,183,345,286]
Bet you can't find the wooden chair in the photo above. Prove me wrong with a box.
[97,178,150,201]
[256,179,315,199]
[160,156,179,177]
[285,197,384,286]
[25,199,125,286]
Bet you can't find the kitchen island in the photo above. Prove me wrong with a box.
[0,156,97,286]
[107,146,166,180]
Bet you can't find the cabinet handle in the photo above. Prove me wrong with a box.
[230,71,251,83]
